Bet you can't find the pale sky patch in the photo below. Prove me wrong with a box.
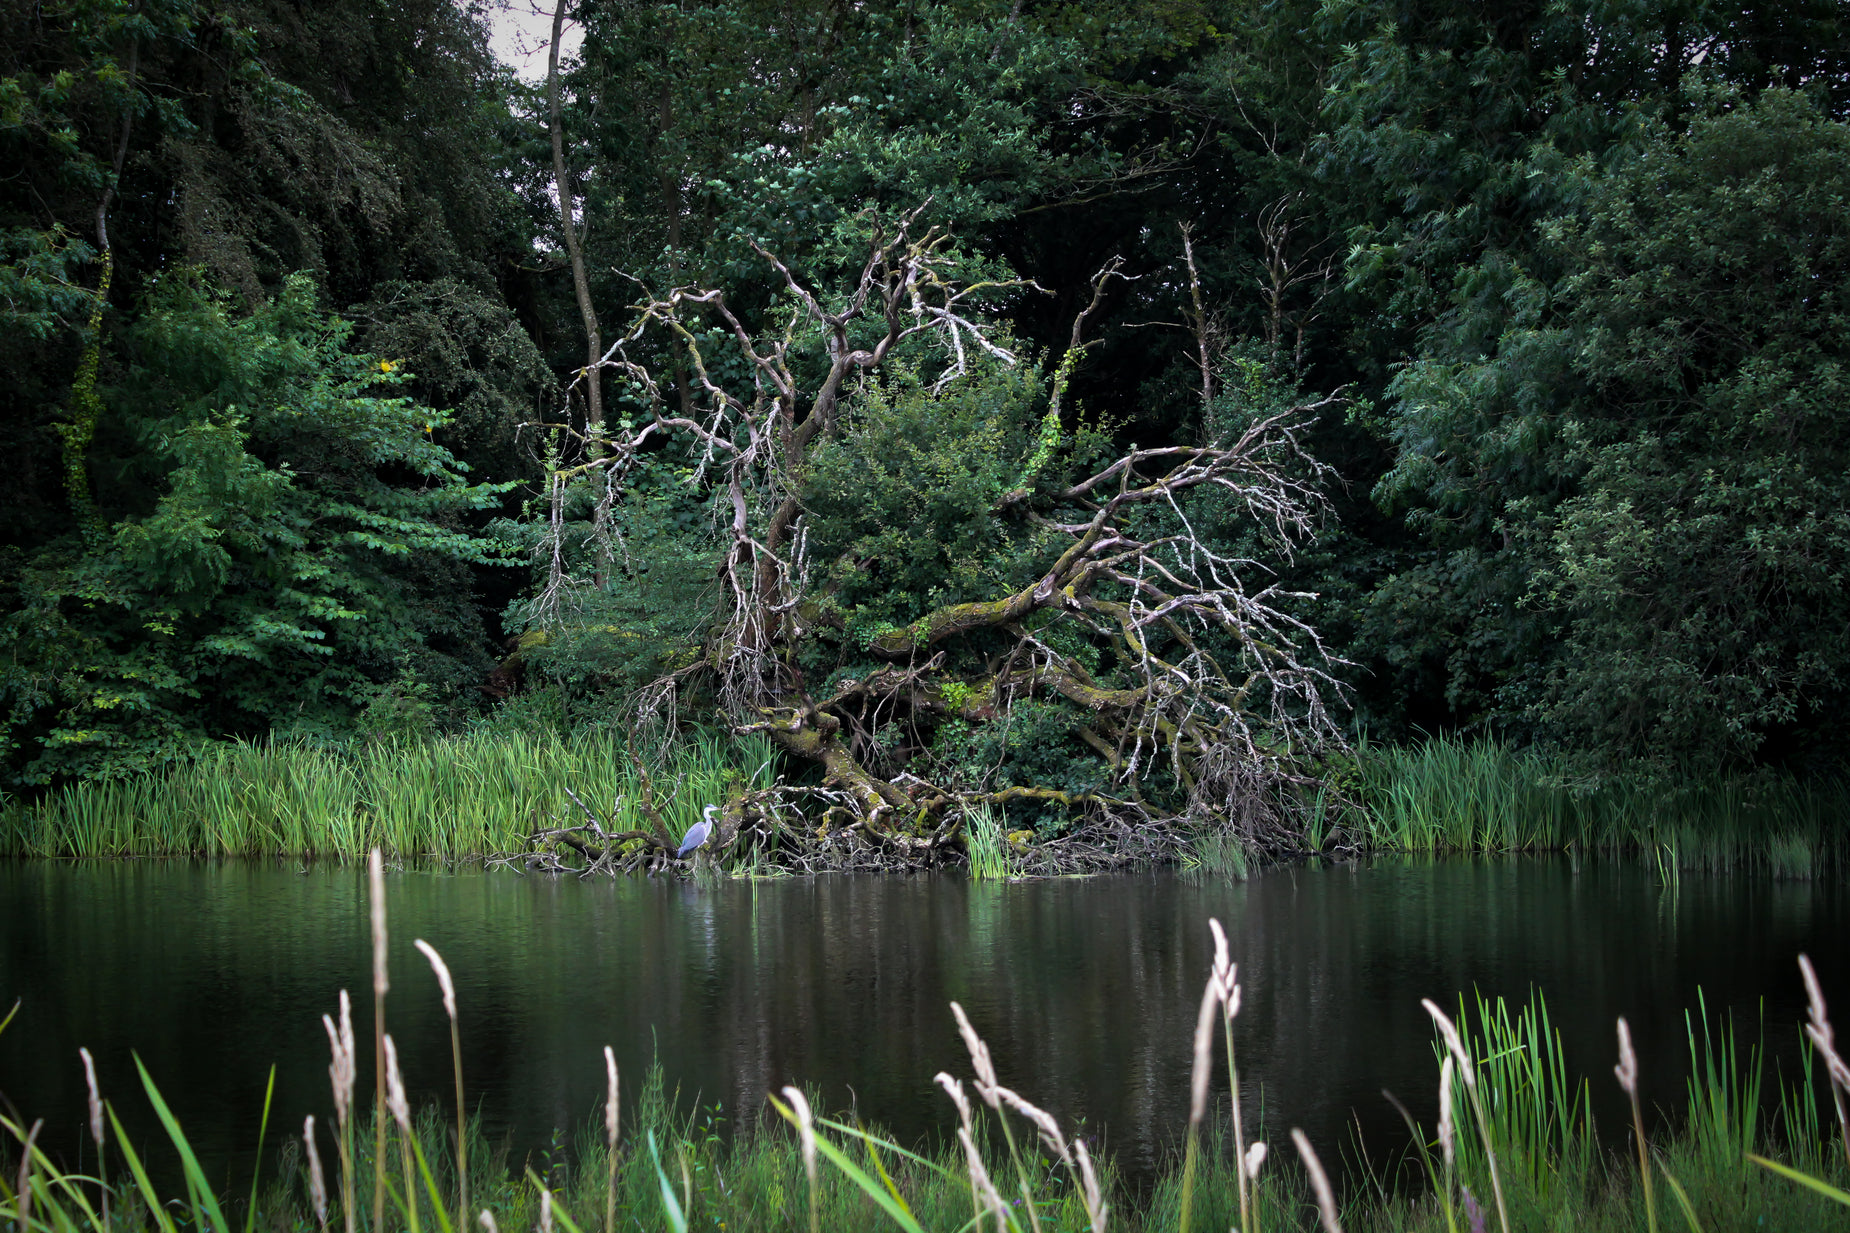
[481,0,583,83]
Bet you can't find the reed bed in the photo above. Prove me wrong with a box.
[1346,736,1850,870]
[6,862,1850,1233]
[4,727,1845,871]
[0,731,776,860]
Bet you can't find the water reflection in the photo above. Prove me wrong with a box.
[0,858,1842,1188]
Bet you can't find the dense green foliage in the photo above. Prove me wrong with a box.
[1,275,513,780]
[6,0,1849,837]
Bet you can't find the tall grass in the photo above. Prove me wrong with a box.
[962,804,1017,881]
[1349,735,1850,868]
[0,731,777,860]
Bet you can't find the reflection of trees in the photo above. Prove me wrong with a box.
[0,863,1836,1188]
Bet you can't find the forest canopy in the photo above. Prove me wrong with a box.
[4,0,1848,849]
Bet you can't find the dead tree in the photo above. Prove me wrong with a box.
[530,208,1348,862]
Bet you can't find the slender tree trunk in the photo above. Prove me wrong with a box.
[549,0,602,430]
[659,76,694,418]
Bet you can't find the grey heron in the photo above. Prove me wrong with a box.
[677,804,720,858]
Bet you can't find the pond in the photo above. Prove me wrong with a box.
[0,858,1843,1192]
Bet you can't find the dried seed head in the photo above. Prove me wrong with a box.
[414,940,456,1021]
[322,1026,349,1124]
[1189,979,1219,1126]
[1807,1023,1850,1092]
[1798,954,1850,1089]
[1614,1018,1638,1096]
[369,850,389,998]
[383,1035,411,1132]
[323,997,356,1128]
[949,1002,1001,1108]
[1801,954,1833,1050]
[1243,1140,1268,1180]
[935,1072,975,1132]
[1074,1138,1108,1233]
[338,991,355,1075]
[304,1115,329,1232]
[1422,999,1476,1089]
[1291,1130,1344,1233]
[79,1047,103,1148]
[1208,919,1240,1016]
[604,1047,620,1150]
[1437,1056,1456,1173]
[781,1086,817,1182]
[999,1088,1072,1168]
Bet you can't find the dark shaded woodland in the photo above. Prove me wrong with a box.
[5,0,1848,847]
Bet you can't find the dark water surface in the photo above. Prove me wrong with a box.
[1,858,1845,1190]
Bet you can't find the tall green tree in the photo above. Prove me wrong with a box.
[1,274,512,783]
[1518,90,1850,769]
[1,0,548,782]
[1316,0,1850,742]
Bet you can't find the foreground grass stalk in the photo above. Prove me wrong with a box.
[385,1036,419,1233]
[1207,920,1250,1233]
[779,1088,820,1233]
[1291,1129,1343,1233]
[80,1047,107,1230]
[1423,999,1510,1233]
[1616,1017,1659,1233]
[322,990,358,1233]
[934,1074,988,1229]
[1800,954,1850,1173]
[370,849,389,1233]
[1241,1142,1267,1233]
[1074,1136,1109,1233]
[603,1048,619,1233]
[949,1001,1038,1232]
[305,1115,330,1233]
[416,939,467,1231]
[1437,1057,1459,1233]
[1178,969,1221,1233]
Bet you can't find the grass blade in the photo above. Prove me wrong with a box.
[133,1054,230,1233]
[1747,1153,1850,1207]
[1657,1166,1707,1233]
[105,1105,178,1233]
[244,1064,275,1233]
[647,1131,688,1233]
[771,1097,929,1233]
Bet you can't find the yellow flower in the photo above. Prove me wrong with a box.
[378,359,397,373]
